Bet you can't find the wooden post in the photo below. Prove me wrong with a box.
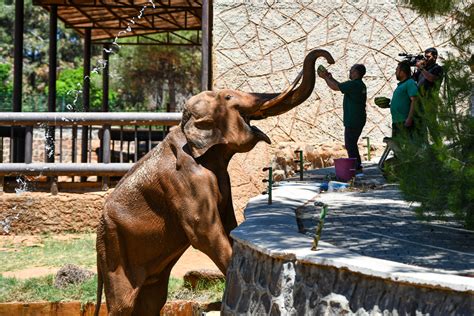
[46,5,58,163]
[81,29,91,181]
[201,0,213,91]
[12,0,24,162]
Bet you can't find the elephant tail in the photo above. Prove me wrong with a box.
[94,254,104,316]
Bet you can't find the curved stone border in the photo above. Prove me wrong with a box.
[222,182,474,314]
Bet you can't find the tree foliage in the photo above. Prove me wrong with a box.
[0,1,201,112]
[52,67,116,111]
[401,0,473,54]
[112,35,201,112]
[0,0,84,94]
[391,0,474,229]
[0,63,12,95]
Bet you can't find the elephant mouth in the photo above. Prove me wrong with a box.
[250,124,271,144]
[243,115,271,144]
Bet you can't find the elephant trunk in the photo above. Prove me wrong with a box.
[249,49,335,120]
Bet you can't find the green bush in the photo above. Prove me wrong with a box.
[390,57,474,229]
[53,67,117,111]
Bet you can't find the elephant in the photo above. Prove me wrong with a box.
[94,49,334,315]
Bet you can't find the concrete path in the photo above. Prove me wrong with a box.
[295,163,474,276]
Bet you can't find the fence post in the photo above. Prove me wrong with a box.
[102,124,111,190]
[262,166,273,205]
[362,136,371,161]
[24,126,33,163]
[294,150,304,181]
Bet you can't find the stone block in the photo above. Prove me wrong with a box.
[183,269,225,290]
[236,289,252,314]
[225,269,241,309]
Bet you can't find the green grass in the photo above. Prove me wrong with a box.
[0,234,96,272]
[0,274,97,304]
[0,233,225,303]
[0,275,224,303]
[169,279,225,302]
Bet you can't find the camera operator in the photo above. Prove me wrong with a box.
[412,47,444,95]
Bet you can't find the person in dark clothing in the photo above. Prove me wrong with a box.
[412,47,444,95]
[319,64,367,172]
[412,47,444,141]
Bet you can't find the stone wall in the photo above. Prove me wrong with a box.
[222,241,473,315]
[0,192,106,234]
[213,0,453,219]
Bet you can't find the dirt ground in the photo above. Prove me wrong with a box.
[1,244,220,280]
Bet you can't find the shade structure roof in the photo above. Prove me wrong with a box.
[32,0,202,41]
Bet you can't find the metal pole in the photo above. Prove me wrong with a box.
[99,44,110,185]
[102,125,111,190]
[134,126,138,162]
[83,28,91,113]
[24,126,32,163]
[81,29,91,181]
[148,125,152,151]
[120,126,124,163]
[12,0,24,162]
[299,150,304,181]
[72,126,77,163]
[0,163,133,176]
[13,0,23,113]
[294,150,304,181]
[46,5,58,164]
[0,112,182,126]
[200,0,212,91]
[262,167,273,205]
[363,136,371,161]
[59,126,63,162]
[102,44,110,113]
[0,137,3,163]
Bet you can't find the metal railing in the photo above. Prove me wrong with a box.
[0,112,182,192]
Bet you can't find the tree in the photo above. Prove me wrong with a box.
[53,67,116,111]
[111,33,201,112]
[391,0,474,228]
[0,0,87,96]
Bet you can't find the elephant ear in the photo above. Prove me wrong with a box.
[182,92,227,158]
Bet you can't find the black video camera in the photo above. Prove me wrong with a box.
[399,53,425,66]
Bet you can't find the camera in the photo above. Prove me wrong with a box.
[399,53,425,66]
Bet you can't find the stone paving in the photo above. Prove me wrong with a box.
[296,163,474,275]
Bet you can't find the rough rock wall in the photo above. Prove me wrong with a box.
[213,0,453,220]
[0,192,106,234]
[222,242,474,315]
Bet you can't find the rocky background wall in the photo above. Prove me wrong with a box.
[213,0,453,220]
[222,242,473,315]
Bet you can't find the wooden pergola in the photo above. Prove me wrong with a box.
[11,0,212,163]
[32,0,204,43]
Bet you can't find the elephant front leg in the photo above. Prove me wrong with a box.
[222,201,238,241]
[180,206,233,274]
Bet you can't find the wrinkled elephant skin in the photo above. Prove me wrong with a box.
[95,49,334,316]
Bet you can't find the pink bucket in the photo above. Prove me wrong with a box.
[334,158,357,182]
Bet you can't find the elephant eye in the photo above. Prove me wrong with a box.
[225,95,232,100]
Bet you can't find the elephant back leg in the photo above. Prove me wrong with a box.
[99,213,141,315]
[132,253,184,316]
[106,266,140,315]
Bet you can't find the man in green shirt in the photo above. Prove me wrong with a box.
[390,61,418,138]
[319,64,367,172]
